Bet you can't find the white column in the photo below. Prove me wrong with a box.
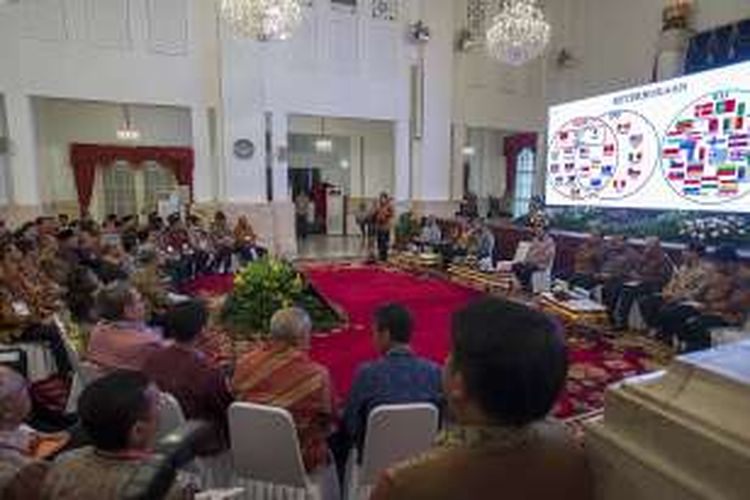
[220,35,267,203]
[451,124,467,201]
[412,0,454,201]
[271,111,289,202]
[5,92,41,207]
[191,106,214,203]
[393,119,411,203]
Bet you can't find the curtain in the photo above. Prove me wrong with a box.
[503,133,538,203]
[70,144,194,215]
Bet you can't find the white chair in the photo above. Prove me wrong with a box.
[345,403,439,500]
[157,392,187,440]
[228,402,339,500]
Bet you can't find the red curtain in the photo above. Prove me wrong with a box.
[70,144,194,215]
[503,133,538,202]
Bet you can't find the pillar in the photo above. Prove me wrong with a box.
[271,111,289,202]
[5,92,41,208]
[191,105,214,203]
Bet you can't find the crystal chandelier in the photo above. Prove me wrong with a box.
[220,0,303,41]
[486,0,551,66]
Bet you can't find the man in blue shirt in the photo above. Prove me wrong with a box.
[342,303,443,455]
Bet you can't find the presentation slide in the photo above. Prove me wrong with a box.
[546,61,750,213]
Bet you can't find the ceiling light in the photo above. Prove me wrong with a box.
[221,0,303,41]
[116,105,141,142]
[486,0,551,66]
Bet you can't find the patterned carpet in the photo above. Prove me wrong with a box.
[189,263,669,422]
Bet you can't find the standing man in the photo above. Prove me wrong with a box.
[374,193,395,262]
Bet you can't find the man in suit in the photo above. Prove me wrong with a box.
[371,298,592,500]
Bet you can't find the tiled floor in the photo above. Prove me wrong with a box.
[296,235,371,261]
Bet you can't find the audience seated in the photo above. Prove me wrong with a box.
[86,282,165,373]
[668,245,750,351]
[40,370,193,499]
[209,212,234,274]
[143,300,233,455]
[233,215,264,265]
[472,220,496,269]
[0,366,37,492]
[417,216,442,250]
[232,308,335,472]
[600,235,642,321]
[0,367,68,500]
[371,298,592,500]
[611,236,673,330]
[568,231,605,290]
[337,304,442,461]
[131,249,170,320]
[640,242,713,342]
[512,224,556,292]
[0,241,72,376]
[161,214,194,285]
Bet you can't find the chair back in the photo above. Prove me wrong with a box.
[156,392,186,440]
[513,241,531,263]
[360,403,439,485]
[0,348,28,378]
[228,402,308,488]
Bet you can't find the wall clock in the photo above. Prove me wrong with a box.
[233,139,255,160]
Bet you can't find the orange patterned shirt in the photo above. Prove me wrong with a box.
[232,343,335,471]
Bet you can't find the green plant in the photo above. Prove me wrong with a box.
[221,259,341,340]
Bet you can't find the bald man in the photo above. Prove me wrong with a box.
[232,308,335,472]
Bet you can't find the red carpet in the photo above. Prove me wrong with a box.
[189,263,659,421]
[302,264,480,399]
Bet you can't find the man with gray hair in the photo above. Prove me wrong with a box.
[233,307,335,472]
[86,281,165,373]
[270,307,312,348]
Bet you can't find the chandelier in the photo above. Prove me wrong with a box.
[116,105,141,142]
[486,0,551,66]
[220,0,303,41]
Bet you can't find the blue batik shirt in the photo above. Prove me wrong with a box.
[343,346,444,449]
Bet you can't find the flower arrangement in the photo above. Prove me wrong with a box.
[221,259,341,340]
[547,207,750,248]
[678,215,748,245]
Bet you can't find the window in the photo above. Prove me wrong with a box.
[143,163,177,214]
[103,163,137,217]
[101,162,177,218]
[513,148,536,218]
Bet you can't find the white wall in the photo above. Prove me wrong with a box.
[220,1,412,205]
[0,0,218,207]
[288,115,395,199]
[33,98,192,206]
[546,0,750,106]
[0,96,9,206]
[452,0,547,133]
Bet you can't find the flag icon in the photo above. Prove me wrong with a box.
[716,99,737,114]
[696,103,714,117]
[718,166,737,178]
[668,172,685,181]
